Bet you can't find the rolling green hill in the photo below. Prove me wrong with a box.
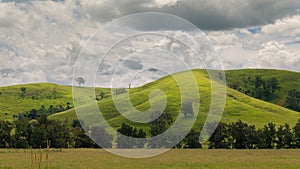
[50,69,300,131]
[1,69,300,133]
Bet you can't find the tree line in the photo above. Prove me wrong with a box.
[228,76,280,101]
[286,89,300,112]
[228,75,300,111]
[1,115,300,149]
[209,120,300,149]
[13,103,73,119]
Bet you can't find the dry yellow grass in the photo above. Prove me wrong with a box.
[0,149,300,169]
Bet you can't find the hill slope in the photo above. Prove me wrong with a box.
[0,83,72,121]
[50,69,300,131]
[0,69,299,132]
[0,83,109,121]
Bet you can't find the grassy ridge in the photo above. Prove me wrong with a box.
[0,69,300,132]
[50,70,300,131]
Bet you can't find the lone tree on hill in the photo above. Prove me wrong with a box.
[75,77,85,87]
[20,87,27,98]
[181,101,194,118]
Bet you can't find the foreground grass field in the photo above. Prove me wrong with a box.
[0,149,300,169]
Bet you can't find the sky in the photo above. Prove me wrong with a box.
[0,0,300,87]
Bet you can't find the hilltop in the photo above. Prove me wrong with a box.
[0,69,299,133]
[51,69,300,131]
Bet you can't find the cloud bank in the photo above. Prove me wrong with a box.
[0,0,299,87]
[82,0,300,30]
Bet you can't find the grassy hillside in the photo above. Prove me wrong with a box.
[1,69,300,133]
[0,83,109,121]
[225,69,300,107]
[0,83,72,121]
[50,69,300,131]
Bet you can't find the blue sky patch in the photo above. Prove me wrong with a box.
[248,27,262,34]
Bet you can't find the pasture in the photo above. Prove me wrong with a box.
[0,149,300,169]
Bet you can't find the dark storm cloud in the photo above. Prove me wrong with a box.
[82,0,300,30]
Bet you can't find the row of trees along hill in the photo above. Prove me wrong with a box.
[209,120,300,149]
[14,103,73,119]
[1,115,300,149]
[228,75,300,111]
[286,89,300,112]
[0,115,200,149]
[228,76,280,101]
[0,116,103,149]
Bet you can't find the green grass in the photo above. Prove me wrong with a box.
[0,83,73,121]
[0,149,300,169]
[225,69,300,106]
[0,83,110,121]
[1,69,300,132]
[50,69,300,132]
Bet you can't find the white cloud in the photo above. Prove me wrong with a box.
[206,31,238,45]
[0,0,299,87]
[0,0,98,86]
[262,14,300,37]
[244,41,300,71]
[206,24,300,72]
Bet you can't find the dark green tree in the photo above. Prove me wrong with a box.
[98,90,106,100]
[148,113,173,148]
[72,127,95,148]
[20,87,27,99]
[91,126,113,148]
[136,129,146,148]
[28,109,38,119]
[149,112,173,137]
[12,118,29,148]
[254,76,264,99]
[0,120,13,148]
[282,124,294,149]
[116,124,146,148]
[269,77,280,95]
[116,123,139,148]
[293,119,300,148]
[183,129,202,149]
[276,125,285,149]
[257,123,276,149]
[44,118,70,148]
[75,77,85,87]
[208,122,231,149]
[27,120,47,148]
[230,120,248,149]
[286,90,300,111]
[245,125,258,149]
[181,101,194,118]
